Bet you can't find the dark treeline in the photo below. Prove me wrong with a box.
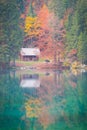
[0,0,24,70]
[49,0,87,64]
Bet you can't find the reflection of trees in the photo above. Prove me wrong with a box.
[37,71,87,129]
[1,71,86,130]
[38,71,64,102]
[23,72,64,129]
[25,97,42,118]
[0,71,25,130]
[62,71,87,129]
[35,71,65,129]
[76,73,87,111]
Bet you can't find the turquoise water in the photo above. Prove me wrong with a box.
[0,69,87,130]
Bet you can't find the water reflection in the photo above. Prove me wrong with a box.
[20,74,40,88]
[0,70,87,130]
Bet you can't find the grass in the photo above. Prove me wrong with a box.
[15,58,45,67]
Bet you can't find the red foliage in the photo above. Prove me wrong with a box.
[23,2,66,60]
[70,49,77,55]
[37,4,51,30]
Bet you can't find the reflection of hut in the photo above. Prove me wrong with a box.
[20,48,40,61]
[20,74,40,88]
[20,74,40,97]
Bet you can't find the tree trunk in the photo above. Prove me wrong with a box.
[57,52,60,65]
[54,50,57,64]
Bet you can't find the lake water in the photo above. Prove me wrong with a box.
[0,69,87,130]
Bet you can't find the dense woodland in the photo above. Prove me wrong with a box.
[0,0,87,70]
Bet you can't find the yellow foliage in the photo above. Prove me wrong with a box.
[25,16,37,22]
[71,61,79,69]
[24,16,41,36]
[71,69,78,76]
[63,61,70,67]
[25,98,42,118]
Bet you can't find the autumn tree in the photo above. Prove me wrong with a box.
[48,13,66,64]
[32,4,65,62]
[34,4,53,58]
[24,0,41,47]
[24,4,53,59]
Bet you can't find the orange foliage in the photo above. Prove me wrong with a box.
[62,8,73,25]
[38,4,51,30]
[24,2,66,60]
[38,106,54,129]
[70,49,77,55]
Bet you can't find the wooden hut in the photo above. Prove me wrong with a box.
[20,48,40,61]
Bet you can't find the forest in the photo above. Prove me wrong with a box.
[0,0,87,70]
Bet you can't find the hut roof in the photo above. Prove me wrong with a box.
[20,48,40,56]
